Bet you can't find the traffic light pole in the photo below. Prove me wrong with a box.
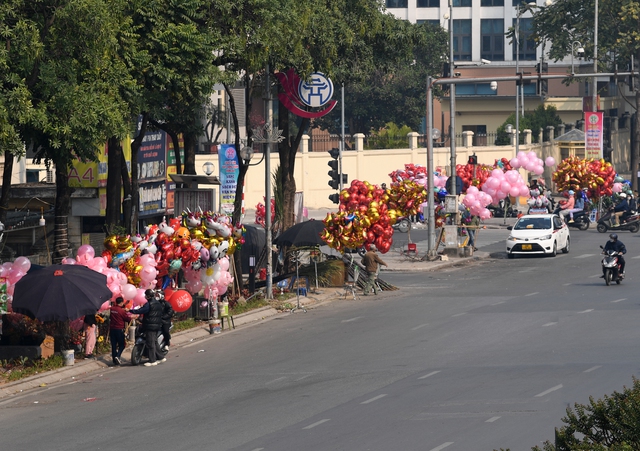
[340,84,345,192]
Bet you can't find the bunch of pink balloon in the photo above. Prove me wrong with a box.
[389,164,447,192]
[182,255,233,298]
[509,151,555,176]
[461,186,493,219]
[0,256,32,308]
[481,169,530,205]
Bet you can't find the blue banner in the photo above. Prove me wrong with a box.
[218,144,240,215]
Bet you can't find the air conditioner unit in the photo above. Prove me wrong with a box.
[46,169,54,183]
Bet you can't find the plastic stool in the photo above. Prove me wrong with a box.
[221,315,235,330]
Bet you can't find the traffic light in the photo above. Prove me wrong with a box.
[468,154,478,165]
[329,193,340,204]
[441,62,450,92]
[328,147,341,190]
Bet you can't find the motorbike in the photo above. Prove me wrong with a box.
[131,326,170,365]
[392,217,411,233]
[488,198,519,218]
[552,206,590,231]
[596,208,640,233]
[600,245,624,286]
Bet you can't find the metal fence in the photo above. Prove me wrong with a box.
[308,134,354,153]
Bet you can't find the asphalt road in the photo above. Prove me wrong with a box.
[1,225,639,451]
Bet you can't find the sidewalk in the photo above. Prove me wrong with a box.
[0,213,514,399]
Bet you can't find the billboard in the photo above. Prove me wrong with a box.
[138,181,167,217]
[138,131,166,183]
[218,144,240,215]
[585,112,603,159]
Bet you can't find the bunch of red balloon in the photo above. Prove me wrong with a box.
[387,179,427,218]
[552,157,615,198]
[456,163,493,192]
[389,164,427,185]
[322,180,394,253]
[255,198,275,227]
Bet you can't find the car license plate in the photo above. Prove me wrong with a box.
[522,244,532,250]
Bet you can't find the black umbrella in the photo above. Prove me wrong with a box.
[274,220,326,247]
[13,265,112,322]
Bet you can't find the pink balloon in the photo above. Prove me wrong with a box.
[62,257,77,265]
[509,186,520,197]
[133,288,147,306]
[99,301,110,312]
[533,165,544,175]
[510,158,520,168]
[491,169,504,179]
[13,256,31,273]
[612,182,622,193]
[545,156,556,167]
[121,283,137,301]
[186,280,203,295]
[108,282,122,296]
[6,284,14,296]
[216,283,228,296]
[527,151,538,160]
[77,244,95,261]
[140,265,158,283]
[467,186,479,195]
[7,268,25,285]
[500,181,511,193]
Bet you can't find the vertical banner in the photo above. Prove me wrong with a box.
[0,277,7,314]
[218,144,240,215]
[585,112,603,160]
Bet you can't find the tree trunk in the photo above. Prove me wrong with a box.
[121,145,132,233]
[129,113,149,234]
[0,151,14,225]
[52,161,71,263]
[105,136,123,231]
[183,131,196,175]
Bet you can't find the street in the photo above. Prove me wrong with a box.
[1,225,640,451]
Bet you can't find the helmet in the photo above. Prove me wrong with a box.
[144,289,155,299]
[609,233,618,241]
[620,193,627,198]
[568,190,574,195]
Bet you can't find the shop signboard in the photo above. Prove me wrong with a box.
[138,131,166,182]
[218,144,240,215]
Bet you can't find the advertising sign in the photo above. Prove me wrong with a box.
[218,144,240,215]
[138,131,166,182]
[585,111,603,160]
[0,277,7,314]
[138,181,167,217]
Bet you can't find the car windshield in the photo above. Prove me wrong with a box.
[514,217,551,230]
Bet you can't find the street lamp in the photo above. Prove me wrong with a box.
[570,41,584,76]
[515,2,537,156]
[202,162,215,176]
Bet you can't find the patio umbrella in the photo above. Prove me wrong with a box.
[274,219,326,247]
[12,265,112,322]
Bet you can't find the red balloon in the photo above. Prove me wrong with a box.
[169,290,193,313]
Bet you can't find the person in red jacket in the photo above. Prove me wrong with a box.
[109,297,134,365]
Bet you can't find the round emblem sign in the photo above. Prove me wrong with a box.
[298,73,334,108]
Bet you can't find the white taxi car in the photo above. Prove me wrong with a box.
[506,214,570,258]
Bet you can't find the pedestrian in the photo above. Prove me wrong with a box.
[467,214,480,251]
[361,245,388,295]
[109,296,134,365]
[567,191,585,223]
[83,312,97,359]
[159,292,174,351]
[132,289,165,366]
[558,190,575,222]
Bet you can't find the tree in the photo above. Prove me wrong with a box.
[530,0,640,190]
[495,105,563,145]
[3,0,128,261]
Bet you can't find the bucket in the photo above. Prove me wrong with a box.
[218,301,229,317]
[213,319,222,334]
[62,349,75,366]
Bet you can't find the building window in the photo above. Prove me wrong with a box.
[453,19,472,61]
[453,0,472,6]
[456,83,498,95]
[417,19,442,28]
[386,0,408,7]
[481,19,504,61]
[482,0,504,5]
[418,0,440,6]
[513,18,536,61]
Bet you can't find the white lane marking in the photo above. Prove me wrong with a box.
[302,419,330,429]
[518,268,537,273]
[611,298,626,303]
[251,448,264,451]
[491,301,505,305]
[535,384,563,397]
[542,322,557,327]
[574,254,596,259]
[452,312,467,317]
[584,365,602,373]
[588,274,601,278]
[485,416,501,423]
[429,443,454,451]
[341,316,363,323]
[361,394,387,404]
[563,283,572,286]
[632,255,640,259]
[525,292,539,297]
[411,323,429,331]
[418,371,441,380]
[265,377,287,385]
[578,309,594,314]
[295,375,312,381]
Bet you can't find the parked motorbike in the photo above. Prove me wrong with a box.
[488,198,519,218]
[552,206,590,231]
[131,327,170,365]
[392,217,411,233]
[600,245,624,286]
[596,208,640,233]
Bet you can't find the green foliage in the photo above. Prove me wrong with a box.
[0,355,65,382]
[365,122,413,149]
[496,105,562,145]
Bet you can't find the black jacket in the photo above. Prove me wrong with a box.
[604,240,626,254]
[161,299,174,325]
[134,298,163,331]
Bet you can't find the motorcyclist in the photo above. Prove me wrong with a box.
[603,233,626,277]
[131,289,165,366]
[611,193,630,227]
